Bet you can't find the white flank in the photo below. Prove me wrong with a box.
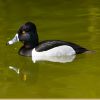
[32,45,76,63]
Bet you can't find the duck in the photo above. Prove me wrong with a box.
[7,22,89,63]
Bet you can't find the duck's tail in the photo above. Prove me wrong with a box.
[83,50,95,54]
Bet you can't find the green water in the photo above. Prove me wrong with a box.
[0,0,100,98]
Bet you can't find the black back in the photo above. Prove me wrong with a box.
[35,40,88,54]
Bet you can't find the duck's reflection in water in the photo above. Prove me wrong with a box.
[9,66,31,81]
[9,64,39,82]
[8,55,76,82]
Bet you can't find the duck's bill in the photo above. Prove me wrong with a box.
[7,33,19,45]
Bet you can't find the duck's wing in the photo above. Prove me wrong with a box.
[35,40,88,54]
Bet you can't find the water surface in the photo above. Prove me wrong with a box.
[0,0,100,98]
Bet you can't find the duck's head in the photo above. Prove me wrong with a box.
[18,22,37,42]
[7,22,39,48]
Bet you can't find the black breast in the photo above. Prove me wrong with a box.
[19,46,32,57]
[35,40,88,54]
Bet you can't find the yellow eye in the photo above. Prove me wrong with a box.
[22,31,26,34]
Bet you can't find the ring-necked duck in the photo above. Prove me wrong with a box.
[7,22,89,63]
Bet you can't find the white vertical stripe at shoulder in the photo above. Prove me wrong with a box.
[32,45,76,63]
[8,33,19,45]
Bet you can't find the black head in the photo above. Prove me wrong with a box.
[18,22,39,48]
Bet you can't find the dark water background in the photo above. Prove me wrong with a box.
[0,0,100,98]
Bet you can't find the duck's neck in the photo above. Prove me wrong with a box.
[23,41,38,49]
